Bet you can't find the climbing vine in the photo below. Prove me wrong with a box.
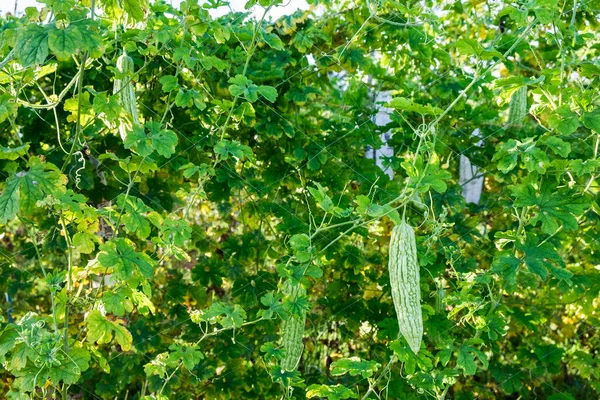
[0,0,599,399]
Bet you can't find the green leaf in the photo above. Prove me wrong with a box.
[306,384,358,400]
[98,238,155,280]
[259,291,285,319]
[581,109,600,133]
[196,302,247,329]
[261,30,284,50]
[144,353,169,378]
[93,92,122,121]
[175,89,194,107]
[496,138,546,173]
[228,74,260,102]
[454,39,502,60]
[330,357,381,378]
[48,26,83,61]
[492,139,519,173]
[517,235,570,282]
[284,293,311,318]
[270,365,304,387]
[547,106,580,135]
[86,310,132,351]
[159,75,179,92]
[78,26,105,58]
[0,174,22,224]
[389,97,443,115]
[64,91,95,125]
[10,342,36,370]
[289,234,312,263]
[308,182,334,212]
[354,195,370,215]
[168,343,203,371]
[123,0,148,22]
[390,339,433,374]
[131,290,155,315]
[102,287,134,317]
[72,231,98,254]
[0,157,67,223]
[211,22,231,44]
[0,143,29,161]
[547,394,576,400]
[520,145,549,173]
[260,342,285,360]
[214,140,253,161]
[157,218,192,247]
[512,182,589,234]
[16,25,49,66]
[14,346,90,391]
[0,328,18,357]
[407,154,451,193]
[541,136,571,158]
[0,95,18,123]
[569,159,600,176]
[124,125,153,157]
[304,264,323,279]
[151,128,178,157]
[198,56,228,72]
[456,344,487,375]
[491,252,521,286]
[118,195,152,239]
[258,85,278,102]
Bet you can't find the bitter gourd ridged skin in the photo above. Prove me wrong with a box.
[280,282,307,371]
[388,221,422,354]
[507,86,527,126]
[114,51,140,141]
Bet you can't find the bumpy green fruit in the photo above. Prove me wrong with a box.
[507,86,527,126]
[113,51,140,141]
[280,281,306,371]
[388,221,422,354]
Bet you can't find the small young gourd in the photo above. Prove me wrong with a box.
[113,51,140,141]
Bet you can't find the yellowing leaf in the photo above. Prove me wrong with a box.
[86,310,132,351]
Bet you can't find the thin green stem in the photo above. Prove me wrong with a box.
[111,156,147,239]
[430,18,537,128]
[360,355,397,400]
[216,6,272,145]
[59,214,73,355]
[61,53,88,172]
[18,216,59,333]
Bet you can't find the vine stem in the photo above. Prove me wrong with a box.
[159,362,182,395]
[184,7,273,221]
[158,317,265,394]
[360,355,397,400]
[318,197,410,253]
[430,18,538,128]
[96,155,147,297]
[111,156,147,239]
[59,214,74,351]
[61,52,88,172]
[18,216,59,333]
[0,48,14,68]
[11,67,82,110]
[216,5,273,145]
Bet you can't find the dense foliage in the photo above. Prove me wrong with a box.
[0,0,599,399]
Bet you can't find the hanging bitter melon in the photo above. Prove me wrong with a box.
[388,221,422,354]
[507,86,527,126]
[113,51,140,141]
[280,281,307,371]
